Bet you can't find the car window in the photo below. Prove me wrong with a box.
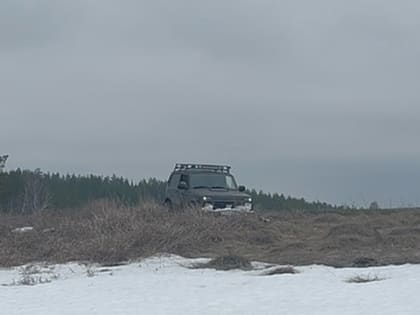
[225,176,237,189]
[190,173,237,189]
[168,174,181,188]
[180,174,189,186]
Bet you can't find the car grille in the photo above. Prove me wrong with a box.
[213,202,234,209]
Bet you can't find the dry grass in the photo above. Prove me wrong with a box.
[0,201,265,266]
[262,266,299,276]
[3,264,59,286]
[192,255,253,271]
[1,202,420,267]
[346,274,385,284]
[352,257,378,267]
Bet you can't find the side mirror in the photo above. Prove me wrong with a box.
[178,181,188,190]
[238,185,246,192]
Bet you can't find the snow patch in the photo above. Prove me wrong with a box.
[11,226,34,233]
[0,256,419,315]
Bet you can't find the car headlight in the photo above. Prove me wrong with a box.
[201,196,212,202]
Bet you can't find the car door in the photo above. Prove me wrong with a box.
[178,174,190,206]
[167,173,181,206]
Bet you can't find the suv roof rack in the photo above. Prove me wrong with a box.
[174,163,231,174]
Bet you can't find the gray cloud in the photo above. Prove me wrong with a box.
[1,0,420,205]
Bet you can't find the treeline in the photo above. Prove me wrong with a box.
[0,169,166,213]
[0,169,334,213]
[248,189,333,211]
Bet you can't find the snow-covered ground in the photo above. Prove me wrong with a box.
[1,255,419,315]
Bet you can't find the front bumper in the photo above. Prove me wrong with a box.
[202,202,253,213]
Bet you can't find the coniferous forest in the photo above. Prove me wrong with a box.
[0,169,334,214]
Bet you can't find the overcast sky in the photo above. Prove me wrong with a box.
[1,0,420,206]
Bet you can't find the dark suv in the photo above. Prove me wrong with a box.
[164,163,253,212]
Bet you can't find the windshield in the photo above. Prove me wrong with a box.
[190,173,238,189]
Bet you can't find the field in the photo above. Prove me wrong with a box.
[2,203,420,314]
[1,202,420,267]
